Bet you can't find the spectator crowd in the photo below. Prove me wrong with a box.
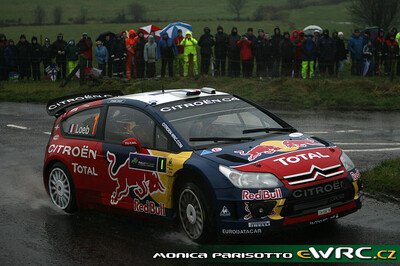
[0,25,400,83]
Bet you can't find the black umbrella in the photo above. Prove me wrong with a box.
[96,31,116,42]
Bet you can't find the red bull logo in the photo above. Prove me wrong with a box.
[107,151,166,205]
[235,139,323,161]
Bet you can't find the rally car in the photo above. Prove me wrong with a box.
[43,88,362,243]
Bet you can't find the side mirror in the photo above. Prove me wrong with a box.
[121,138,142,153]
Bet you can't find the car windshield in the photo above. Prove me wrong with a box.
[157,95,285,148]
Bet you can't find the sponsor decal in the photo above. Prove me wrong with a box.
[309,214,339,225]
[235,139,323,161]
[292,180,345,198]
[48,144,97,159]
[211,147,222,153]
[289,132,303,138]
[244,202,252,220]
[72,163,98,176]
[159,97,240,113]
[273,152,330,166]
[350,169,361,181]
[69,124,90,135]
[161,122,183,148]
[108,99,125,104]
[318,207,332,216]
[47,93,114,111]
[248,221,271,228]
[242,188,283,201]
[54,125,60,130]
[53,134,59,141]
[129,153,167,173]
[222,228,262,235]
[200,150,213,156]
[133,199,166,216]
[220,206,231,217]
[107,151,166,204]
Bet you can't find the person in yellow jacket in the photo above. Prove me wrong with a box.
[180,31,198,77]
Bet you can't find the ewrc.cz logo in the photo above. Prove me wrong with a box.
[297,247,397,261]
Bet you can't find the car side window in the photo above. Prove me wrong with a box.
[61,108,101,138]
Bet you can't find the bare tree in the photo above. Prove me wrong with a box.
[33,5,46,25]
[348,0,400,29]
[287,0,304,9]
[75,7,88,24]
[227,0,247,20]
[53,6,63,25]
[128,2,147,22]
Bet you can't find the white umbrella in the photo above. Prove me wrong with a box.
[160,22,193,39]
[303,25,323,36]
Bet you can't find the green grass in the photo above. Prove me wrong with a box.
[363,158,400,199]
[1,76,400,111]
[1,1,354,41]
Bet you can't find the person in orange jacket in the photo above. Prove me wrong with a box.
[125,29,136,80]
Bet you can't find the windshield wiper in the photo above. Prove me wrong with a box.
[242,127,297,134]
[189,137,255,142]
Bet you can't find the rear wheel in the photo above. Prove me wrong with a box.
[48,163,77,213]
[178,182,215,243]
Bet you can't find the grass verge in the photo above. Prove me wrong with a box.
[362,158,400,199]
[1,76,400,111]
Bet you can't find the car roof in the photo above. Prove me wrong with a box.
[117,89,229,106]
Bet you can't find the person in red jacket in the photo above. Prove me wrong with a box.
[77,32,93,85]
[237,35,253,77]
[291,30,304,78]
[125,29,136,80]
[174,29,184,77]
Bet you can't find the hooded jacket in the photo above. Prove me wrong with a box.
[134,31,147,60]
[318,33,336,62]
[348,34,366,60]
[236,38,253,61]
[198,28,215,55]
[4,42,18,68]
[180,31,198,56]
[111,35,127,59]
[302,37,317,61]
[158,34,177,59]
[214,26,229,58]
[271,27,282,58]
[126,29,136,56]
[30,37,42,63]
[95,43,109,64]
[52,35,67,61]
[279,33,295,61]
[77,36,93,60]
[65,40,79,61]
[16,37,31,63]
[228,27,240,60]
[144,36,158,63]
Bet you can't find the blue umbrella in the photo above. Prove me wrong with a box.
[160,22,192,39]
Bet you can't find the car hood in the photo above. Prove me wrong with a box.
[194,133,345,188]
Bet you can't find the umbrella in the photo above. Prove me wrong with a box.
[303,25,323,36]
[96,31,116,42]
[139,25,161,40]
[160,22,192,39]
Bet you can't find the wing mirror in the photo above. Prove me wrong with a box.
[121,138,142,152]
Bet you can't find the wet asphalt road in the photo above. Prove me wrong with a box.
[0,102,399,265]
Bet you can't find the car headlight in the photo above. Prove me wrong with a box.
[219,165,283,188]
[340,151,355,171]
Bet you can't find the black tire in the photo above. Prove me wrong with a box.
[177,181,215,243]
[47,162,77,213]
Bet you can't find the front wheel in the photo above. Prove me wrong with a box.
[48,163,77,213]
[178,182,215,243]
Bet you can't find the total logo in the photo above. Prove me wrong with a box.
[273,152,330,166]
[235,139,324,161]
[242,188,283,200]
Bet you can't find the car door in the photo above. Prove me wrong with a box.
[59,107,103,203]
[98,105,177,218]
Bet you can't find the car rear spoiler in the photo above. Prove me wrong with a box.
[46,90,123,117]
